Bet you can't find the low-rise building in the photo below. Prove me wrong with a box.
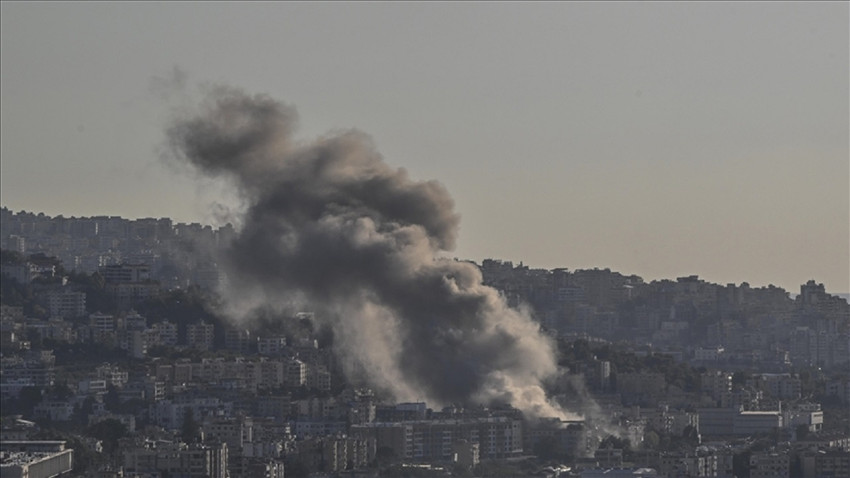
[32,401,74,422]
[46,288,87,319]
[749,450,789,478]
[0,441,73,478]
[800,449,850,478]
[352,416,524,462]
[187,321,214,351]
[698,408,782,437]
[123,441,227,478]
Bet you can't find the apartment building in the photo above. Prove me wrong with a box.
[351,416,523,462]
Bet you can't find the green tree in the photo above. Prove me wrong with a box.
[643,430,660,450]
[181,408,200,444]
[49,381,73,401]
[67,271,114,313]
[0,249,26,265]
[103,384,121,412]
[59,433,101,473]
[0,274,27,306]
[682,425,700,446]
[87,419,127,455]
[75,396,95,424]
[13,386,44,417]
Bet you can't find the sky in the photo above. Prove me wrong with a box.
[1,2,847,293]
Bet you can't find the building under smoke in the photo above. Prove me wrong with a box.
[165,85,573,420]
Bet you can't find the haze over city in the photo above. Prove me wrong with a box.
[2,5,850,478]
[1,2,847,293]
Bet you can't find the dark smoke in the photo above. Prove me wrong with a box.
[166,85,574,419]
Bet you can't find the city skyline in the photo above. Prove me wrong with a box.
[2,205,847,300]
[1,2,847,293]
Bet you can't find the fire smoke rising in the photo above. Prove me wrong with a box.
[166,86,574,419]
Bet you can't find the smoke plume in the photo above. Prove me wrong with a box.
[166,85,572,419]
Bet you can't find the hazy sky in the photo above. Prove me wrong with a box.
[1,2,847,293]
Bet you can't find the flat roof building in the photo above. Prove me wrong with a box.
[0,441,73,478]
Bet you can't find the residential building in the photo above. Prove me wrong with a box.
[351,416,524,462]
[749,451,789,478]
[123,441,228,478]
[187,321,214,351]
[46,288,86,318]
[0,441,73,478]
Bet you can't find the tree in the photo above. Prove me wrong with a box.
[572,339,592,361]
[682,425,700,446]
[0,274,27,306]
[181,408,200,444]
[795,424,810,441]
[55,433,102,473]
[642,430,660,450]
[66,271,114,313]
[13,386,44,417]
[0,249,26,265]
[87,419,127,455]
[75,396,95,425]
[103,384,121,412]
[50,382,73,401]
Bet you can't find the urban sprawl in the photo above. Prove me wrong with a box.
[1,207,848,478]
